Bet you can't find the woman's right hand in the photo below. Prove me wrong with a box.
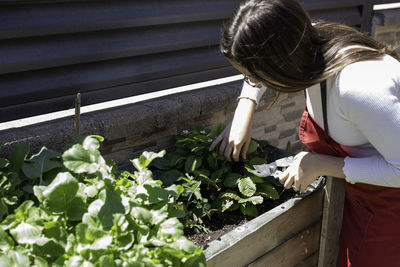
[209,98,256,162]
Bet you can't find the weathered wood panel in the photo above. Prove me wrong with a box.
[247,222,321,267]
[206,189,324,267]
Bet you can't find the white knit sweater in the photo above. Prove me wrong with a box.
[240,54,400,187]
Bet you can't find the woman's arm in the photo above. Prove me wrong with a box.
[209,97,256,161]
[209,81,266,161]
[278,152,345,191]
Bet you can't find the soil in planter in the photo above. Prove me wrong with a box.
[185,189,296,247]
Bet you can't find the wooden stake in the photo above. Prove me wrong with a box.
[75,93,81,136]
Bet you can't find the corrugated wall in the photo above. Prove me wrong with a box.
[0,0,385,122]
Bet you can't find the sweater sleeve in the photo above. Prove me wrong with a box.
[238,81,267,105]
[338,56,400,187]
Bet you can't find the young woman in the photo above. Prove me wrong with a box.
[209,0,400,266]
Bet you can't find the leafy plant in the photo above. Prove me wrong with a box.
[0,136,206,266]
[151,124,285,231]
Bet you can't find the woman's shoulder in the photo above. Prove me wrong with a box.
[335,54,399,96]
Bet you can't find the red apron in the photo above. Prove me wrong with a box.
[299,108,400,267]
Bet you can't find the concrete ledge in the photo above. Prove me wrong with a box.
[0,80,276,166]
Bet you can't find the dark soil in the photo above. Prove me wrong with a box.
[185,189,296,247]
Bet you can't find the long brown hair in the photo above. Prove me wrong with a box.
[221,0,399,92]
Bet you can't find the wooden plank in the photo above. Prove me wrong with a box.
[318,177,345,267]
[206,189,324,267]
[247,222,322,267]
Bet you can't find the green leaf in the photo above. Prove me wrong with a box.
[42,221,67,242]
[9,221,42,244]
[9,144,30,172]
[82,135,104,151]
[220,191,241,201]
[206,153,219,171]
[214,198,234,213]
[246,140,259,155]
[98,255,116,267]
[40,172,79,212]
[22,147,61,179]
[131,207,153,225]
[67,196,87,221]
[248,173,265,183]
[238,177,256,197]
[240,202,258,217]
[0,249,30,267]
[160,218,183,237]
[62,144,99,174]
[0,227,14,250]
[32,237,65,258]
[144,184,169,204]
[248,157,267,166]
[97,186,125,228]
[132,151,166,171]
[223,172,241,188]
[159,169,183,186]
[257,183,280,200]
[185,155,202,173]
[151,157,170,170]
[238,195,263,205]
[171,236,198,254]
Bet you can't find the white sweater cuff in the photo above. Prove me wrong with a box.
[239,82,267,105]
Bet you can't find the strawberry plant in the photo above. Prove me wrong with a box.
[0,136,206,266]
[150,124,286,232]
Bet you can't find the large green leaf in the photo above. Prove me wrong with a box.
[22,147,61,180]
[159,218,183,237]
[144,184,169,204]
[0,249,30,267]
[238,177,256,197]
[62,144,100,174]
[223,172,241,188]
[97,186,125,228]
[67,196,87,221]
[240,202,258,217]
[0,227,14,250]
[131,207,153,225]
[257,183,280,200]
[40,172,79,212]
[9,221,42,244]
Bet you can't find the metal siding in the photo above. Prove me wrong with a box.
[0,0,377,122]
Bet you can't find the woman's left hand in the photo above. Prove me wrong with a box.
[278,151,321,192]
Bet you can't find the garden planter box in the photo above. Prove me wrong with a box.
[204,182,324,267]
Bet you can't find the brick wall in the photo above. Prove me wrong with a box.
[373,8,400,52]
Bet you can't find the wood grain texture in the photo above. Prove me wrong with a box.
[318,177,345,267]
[206,189,324,267]
[247,222,322,267]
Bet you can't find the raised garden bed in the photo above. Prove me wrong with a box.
[0,127,331,266]
[205,179,324,267]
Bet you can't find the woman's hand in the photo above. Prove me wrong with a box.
[209,98,256,162]
[279,152,346,191]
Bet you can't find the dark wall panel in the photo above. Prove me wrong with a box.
[0,0,378,122]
